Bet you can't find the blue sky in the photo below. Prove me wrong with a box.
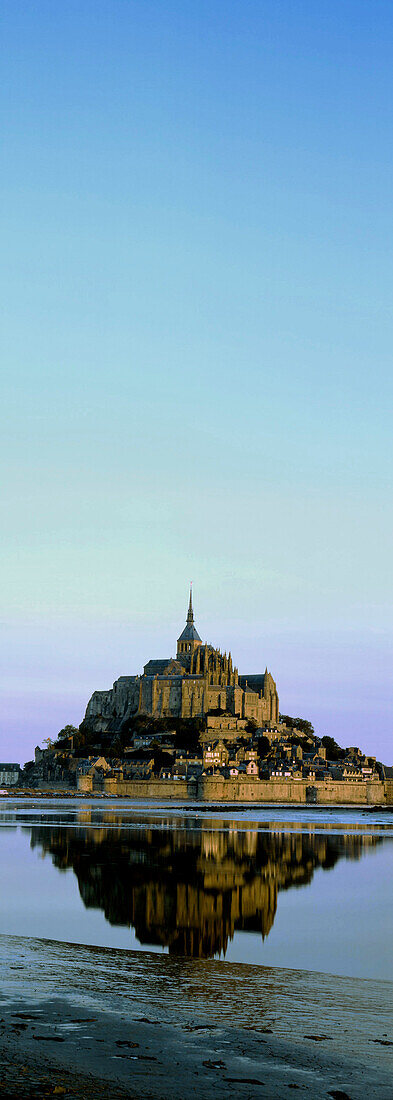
[0,1,392,762]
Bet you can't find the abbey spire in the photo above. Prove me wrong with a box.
[177,585,202,665]
[84,588,279,731]
[187,584,194,624]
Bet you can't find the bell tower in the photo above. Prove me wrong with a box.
[176,586,202,668]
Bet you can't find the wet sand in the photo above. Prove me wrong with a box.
[0,934,392,1099]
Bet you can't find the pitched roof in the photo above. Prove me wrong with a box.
[177,622,202,642]
[177,586,202,642]
[381,764,393,779]
[143,659,171,676]
[238,675,266,692]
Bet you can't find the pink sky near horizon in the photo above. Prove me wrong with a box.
[1,614,391,766]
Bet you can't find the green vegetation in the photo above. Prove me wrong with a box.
[279,715,315,738]
[57,725,79,740]
[72,720,109,757]
[110,735,123,757]
[173,721,202,751]
[124,745,173,771]
[256,735,270,760]
[246,718,258,733]
[68,713,204,759]
[321,736,345,761]
[120,714,169,738]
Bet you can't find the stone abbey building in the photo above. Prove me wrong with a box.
[85,590,279,730]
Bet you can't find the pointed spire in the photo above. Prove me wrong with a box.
[187,583,194,623]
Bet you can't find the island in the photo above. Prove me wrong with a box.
[20,591,393,805]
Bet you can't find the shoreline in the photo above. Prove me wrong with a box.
[2,787,392,812]
[1,934,392,1099]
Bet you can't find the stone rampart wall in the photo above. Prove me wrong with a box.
[78,774,390,804]
[384,779,393,805]
[198,778,386,804]
[78,774,94,792]
[102,777,190,800]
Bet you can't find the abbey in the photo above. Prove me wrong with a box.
[85,590,279,730]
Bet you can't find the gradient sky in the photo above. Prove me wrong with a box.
[1,1,392,764]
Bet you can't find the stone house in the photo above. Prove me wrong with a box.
[203,741,229,769]
[172,763,187,780]
[0,763,20,786]
[269,764,293,779]
[246,760,259,776]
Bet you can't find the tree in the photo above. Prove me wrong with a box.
[246,719,258,733]
[280,715,315,738]
[57,725,79,741]
[257,736,270,760]
[321,736,345,762]
[174,719,202,751]
[152,749,174,772]
[73,720,102,757]
[110,735,123,758]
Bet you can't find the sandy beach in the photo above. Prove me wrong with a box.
[0,933,392,1099]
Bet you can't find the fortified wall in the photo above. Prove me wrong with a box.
[78,773,390,805]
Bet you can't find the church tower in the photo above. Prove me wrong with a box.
[176,586,202,668]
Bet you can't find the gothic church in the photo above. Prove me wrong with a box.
[85,589,279,730]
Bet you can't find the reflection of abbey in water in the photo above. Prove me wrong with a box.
[30,820,380,958]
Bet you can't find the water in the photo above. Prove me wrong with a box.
[1,797,392,980]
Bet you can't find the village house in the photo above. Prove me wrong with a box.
[0,763,20,787]
[159,766,173,780]
[246,759,259,776]
[203,740,229,770]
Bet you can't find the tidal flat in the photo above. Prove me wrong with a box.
[0,798,392,1098]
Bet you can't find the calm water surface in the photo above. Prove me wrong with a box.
[1,798,392,980]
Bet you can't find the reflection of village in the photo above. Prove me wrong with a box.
[29,816,381,958]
